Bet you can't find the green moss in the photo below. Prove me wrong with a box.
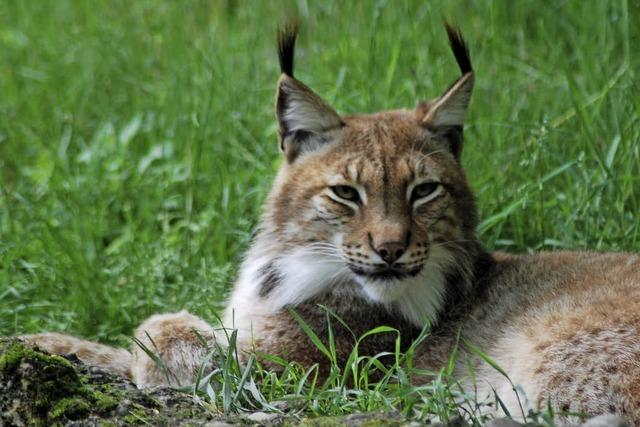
[0,340,127,424]
[134,394,161,409]
[1,340,213,425]
[122,408,150,425]
[0,341,74,374]
[299,417,345,427]
[50,397,91,420]
[93,390,119,412]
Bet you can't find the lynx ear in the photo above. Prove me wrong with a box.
[421,72,474,128]
[420,23,474,158]
[276,24,343,163]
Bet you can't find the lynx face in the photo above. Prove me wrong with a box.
[268,112,477,303]
[253,24,479,325]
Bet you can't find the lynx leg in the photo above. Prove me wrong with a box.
[19,332,132,378]
[131,310,216,387]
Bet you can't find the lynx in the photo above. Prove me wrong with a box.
[21,24,640,424]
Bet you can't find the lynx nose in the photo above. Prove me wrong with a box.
[375,241,406,265]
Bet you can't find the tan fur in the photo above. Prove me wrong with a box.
[15,25,640,424]
[131,310,216,387]
[412,252,640,423]
[19,332,132,378]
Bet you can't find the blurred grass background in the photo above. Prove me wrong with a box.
[0,0,638,346]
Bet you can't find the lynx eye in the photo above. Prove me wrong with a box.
[330,185,360,203]
[411,182,441,203]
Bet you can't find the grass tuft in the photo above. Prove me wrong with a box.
[135,312,554,425]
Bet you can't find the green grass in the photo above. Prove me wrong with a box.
[0,0,638,422]
[174,314,485,423]
[163,310,556,425]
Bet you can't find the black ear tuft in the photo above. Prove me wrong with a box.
[444,21,472,74]
[277,21,299,77]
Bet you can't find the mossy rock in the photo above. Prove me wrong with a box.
[0,338,215,426]
[1,339,93,424]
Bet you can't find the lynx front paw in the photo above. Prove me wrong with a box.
[131,310,216,387]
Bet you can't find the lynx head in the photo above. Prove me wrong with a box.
[254,23,482,326]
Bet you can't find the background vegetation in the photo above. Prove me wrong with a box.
[1,0,638,353]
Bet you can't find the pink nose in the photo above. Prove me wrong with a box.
[375,241,406,265]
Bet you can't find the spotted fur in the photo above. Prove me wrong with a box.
[17,24,640,424]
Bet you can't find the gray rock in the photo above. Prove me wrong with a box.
[485,418,525,427]
[580,414,630,427]
[245,411,282,423]
[431,416,469,427]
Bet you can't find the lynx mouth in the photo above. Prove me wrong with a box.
[349,264,423,281]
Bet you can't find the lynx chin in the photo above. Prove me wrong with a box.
[19,23,640,424]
